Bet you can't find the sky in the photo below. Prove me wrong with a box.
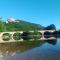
[0,0,60,29]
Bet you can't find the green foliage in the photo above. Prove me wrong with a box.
[0,20,7,32]
[5,20,43,31]
[33,31,42,40]
[44,24,56,30]
[2,33,11,41]
[13,32,21,40]
[0,19,43,32]
[26,31,42,39]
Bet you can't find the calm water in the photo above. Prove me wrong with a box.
[0,39,60,60]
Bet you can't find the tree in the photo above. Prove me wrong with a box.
[0,19,7,32]
[44,24,56,30]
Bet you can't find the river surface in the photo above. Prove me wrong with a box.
[0,39,60,60]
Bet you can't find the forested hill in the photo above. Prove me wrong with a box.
[2,20,44,32]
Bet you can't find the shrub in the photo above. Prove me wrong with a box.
[2,33,11,41]
[28,31,42,39]
[13,33,21,40]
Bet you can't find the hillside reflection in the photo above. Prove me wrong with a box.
[45,39,57,45]
[0,39,57,54]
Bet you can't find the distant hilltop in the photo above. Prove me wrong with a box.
[6,17,19,23]
[0,17,57,32]
[0,17,43,32]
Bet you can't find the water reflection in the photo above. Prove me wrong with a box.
[0,40,44,53]
[0,39,57,53]
[0,38,60,60]
[45,39,57,45]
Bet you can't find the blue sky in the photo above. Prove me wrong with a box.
[0,0,60,29]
